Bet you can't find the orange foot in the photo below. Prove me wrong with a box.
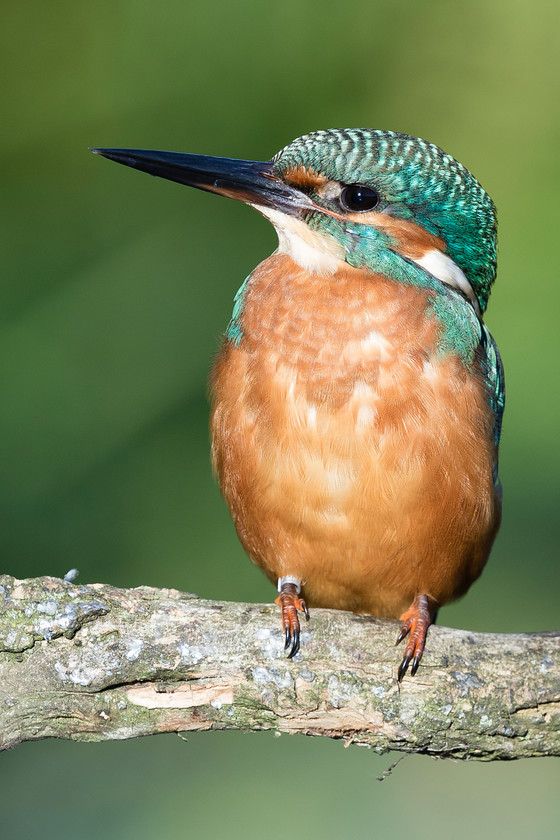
[275,580,309,658]
[396,594,434,681]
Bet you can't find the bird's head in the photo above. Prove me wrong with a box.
[92,129,497,314]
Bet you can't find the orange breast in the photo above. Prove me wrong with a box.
[210,255,500,618]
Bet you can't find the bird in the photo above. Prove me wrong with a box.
[91,129,504,680]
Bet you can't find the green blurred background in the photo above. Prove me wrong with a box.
[2,0,559,836]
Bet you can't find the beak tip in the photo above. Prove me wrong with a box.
[88,148,305,215]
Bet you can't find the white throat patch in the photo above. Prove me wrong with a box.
[253,206,346,275]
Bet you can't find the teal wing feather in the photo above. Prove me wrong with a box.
[478,323,505,485]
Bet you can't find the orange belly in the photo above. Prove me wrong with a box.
[210,255,501,618]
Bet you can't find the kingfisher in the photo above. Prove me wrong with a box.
[92,129,504,679]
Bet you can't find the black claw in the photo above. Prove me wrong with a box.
[302,601,310,621]
[397,652,412,681]
[396,625,409,645]
[284,627,291,650]
[410,654,421,676]
[288,627,300,659]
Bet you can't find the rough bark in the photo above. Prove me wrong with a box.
[0,574,558,759]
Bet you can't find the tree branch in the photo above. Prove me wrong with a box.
[0,574,558,759]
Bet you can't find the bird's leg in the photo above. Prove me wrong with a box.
[275,576,309,659]
[396,593,435,680]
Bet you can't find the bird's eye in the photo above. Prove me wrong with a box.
[340,184,380,212]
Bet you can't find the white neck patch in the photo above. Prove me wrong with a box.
[412,249,480,315]
[253,206,346,275]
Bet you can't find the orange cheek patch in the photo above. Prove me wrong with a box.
[283,165,328,191]
[347,212,446,260]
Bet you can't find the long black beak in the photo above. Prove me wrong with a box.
[90,148,312,216]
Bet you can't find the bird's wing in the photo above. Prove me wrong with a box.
[478,323,505,486]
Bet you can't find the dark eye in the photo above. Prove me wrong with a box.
[340,184,379,212]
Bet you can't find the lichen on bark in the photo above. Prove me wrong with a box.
[0,575,558,758]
